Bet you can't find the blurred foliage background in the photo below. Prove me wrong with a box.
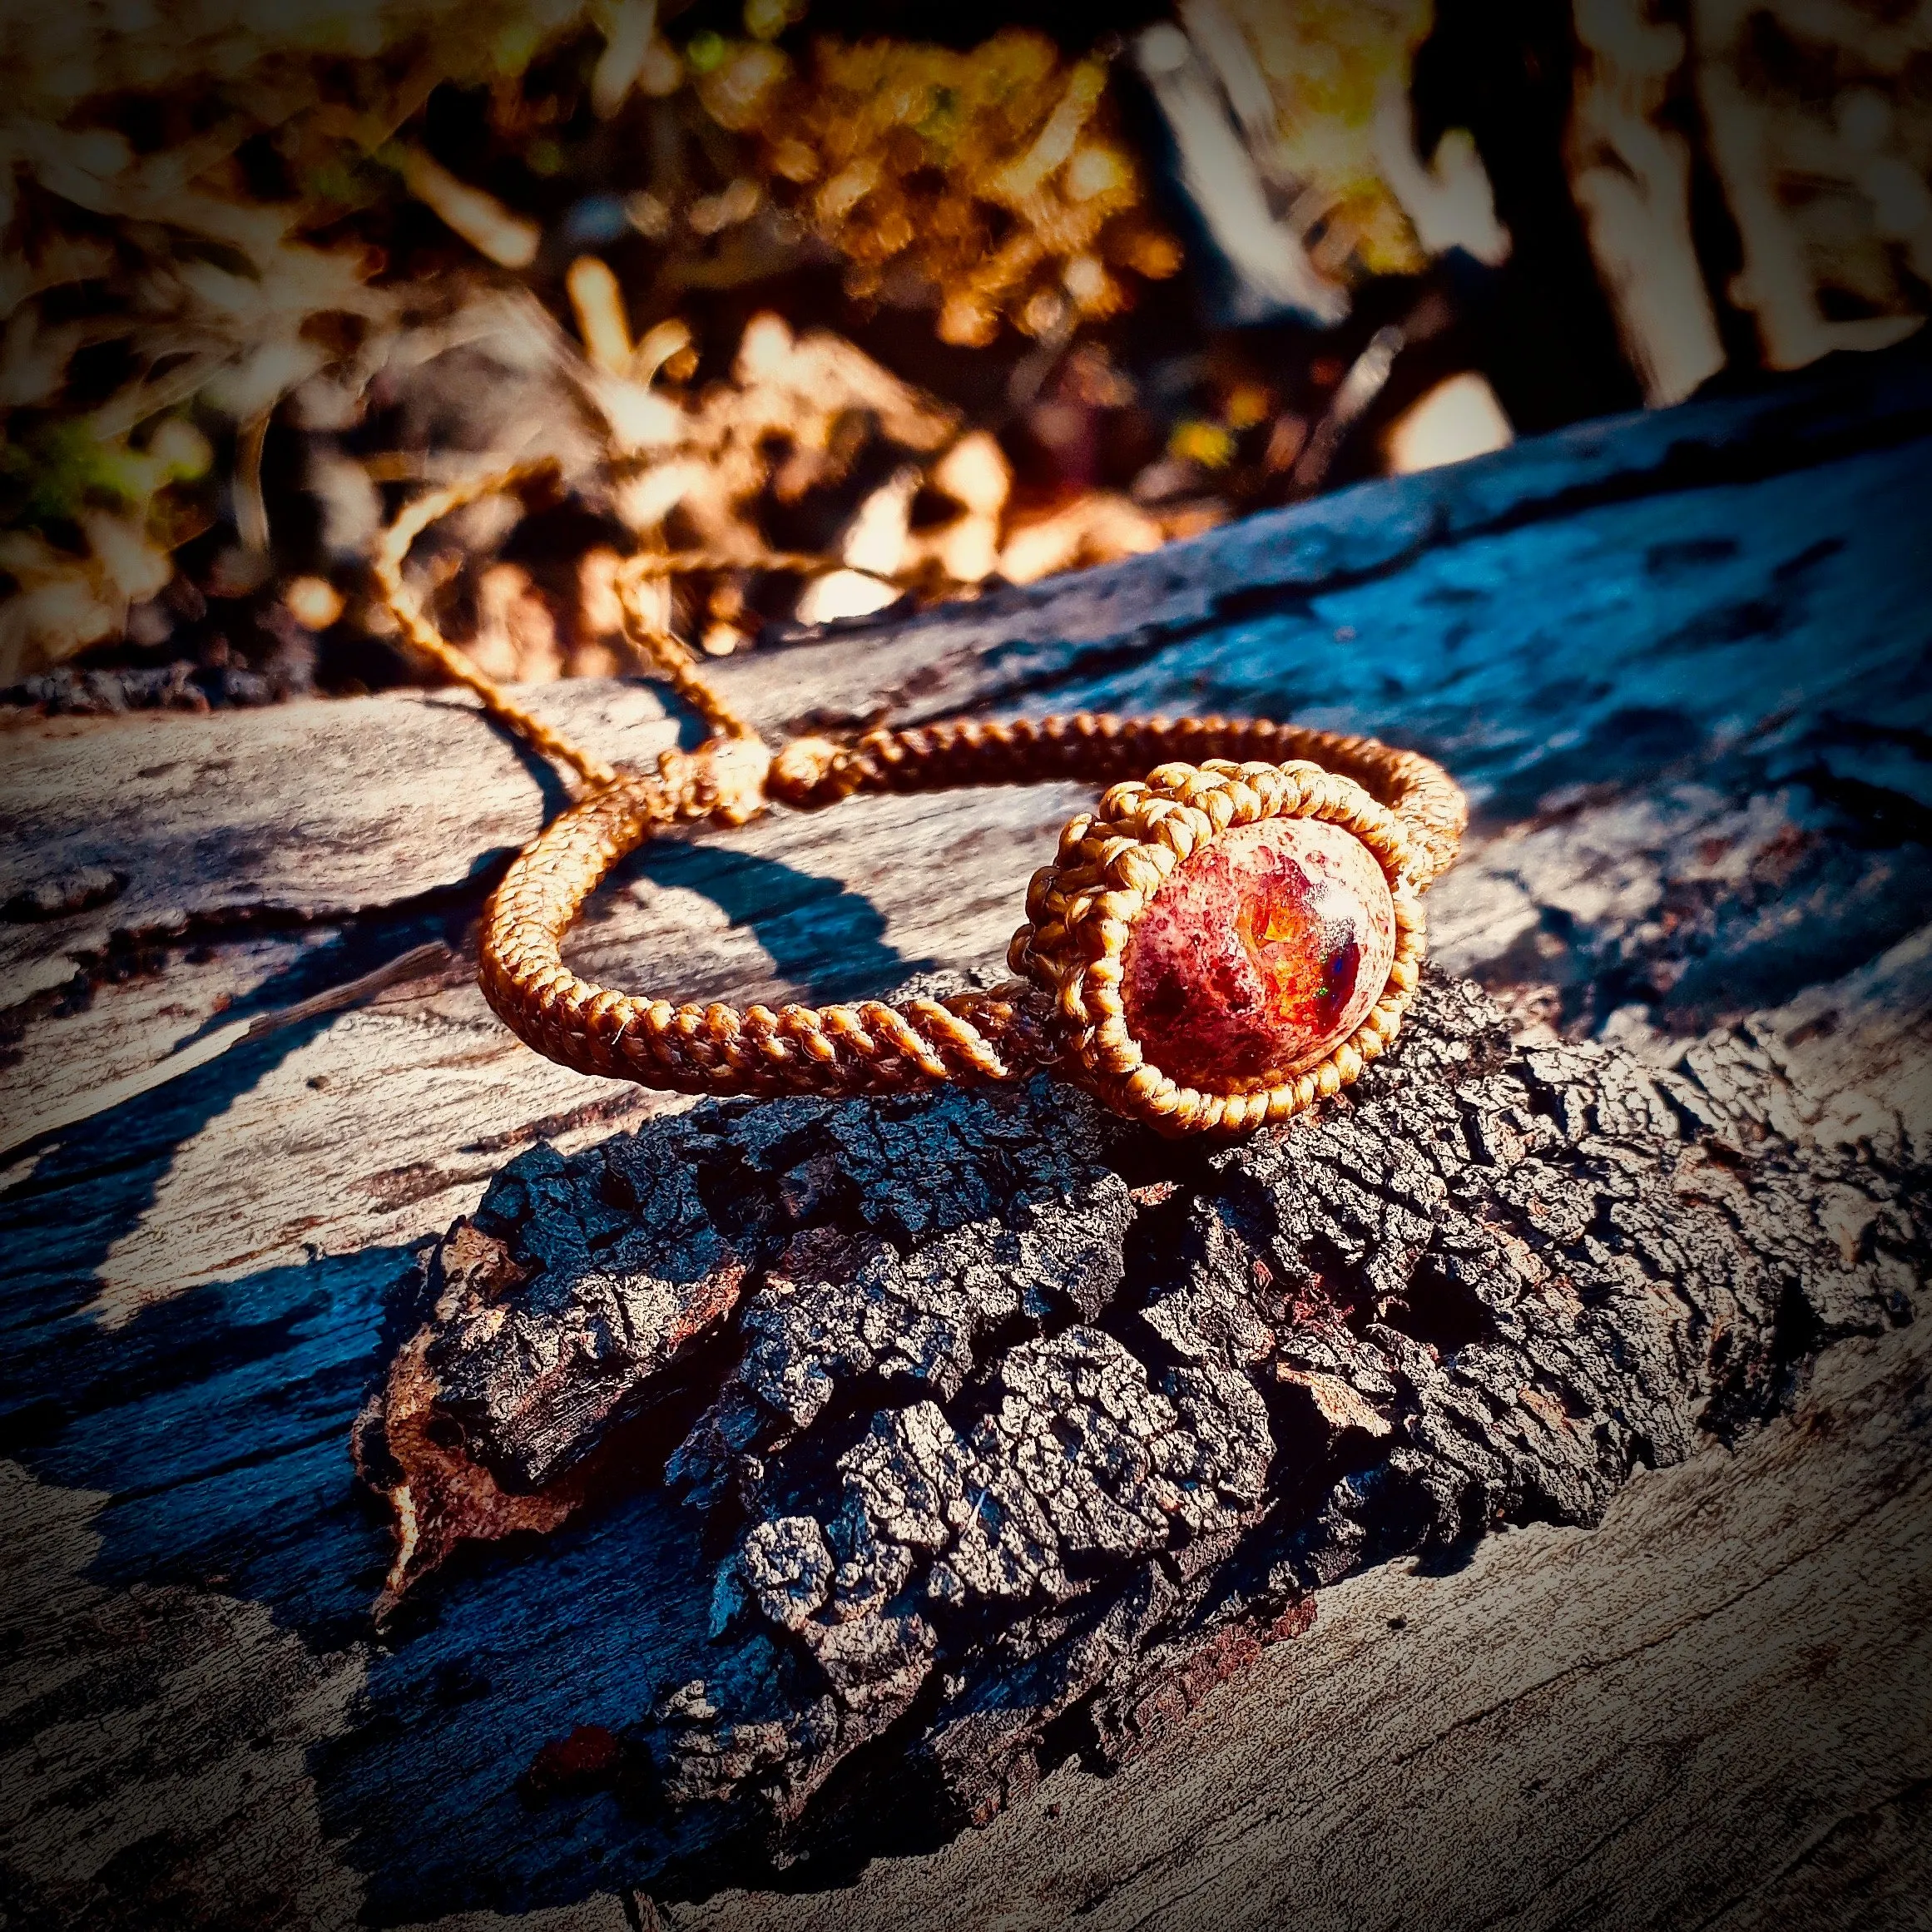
[1,0,1925,708]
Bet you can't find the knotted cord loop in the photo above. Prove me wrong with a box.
[375,463,1467,1128]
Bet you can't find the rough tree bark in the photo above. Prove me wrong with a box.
[2,344,1930,1930]
[355,963,1927,1867]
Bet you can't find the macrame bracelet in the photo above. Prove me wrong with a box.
[478,714,1465,1135]
[379,466,1467,1135]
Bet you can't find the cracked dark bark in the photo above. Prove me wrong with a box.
[357,960,1928,1858]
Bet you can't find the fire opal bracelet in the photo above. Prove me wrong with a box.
[377,471,1468,1136]
[477,711,1466,1137]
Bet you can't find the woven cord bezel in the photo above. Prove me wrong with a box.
[1008,756,1425,1134]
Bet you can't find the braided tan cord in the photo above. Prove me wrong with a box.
[607,548,904,740]
[372,460,620,791]
[616,547,905,590]
[372,468,892,762]
[762,713,1465,890]
[611,554,760,743]
[480,739,1054,1099]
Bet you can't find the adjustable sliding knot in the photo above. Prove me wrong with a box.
[652,734,774,827]
[646,729,877,828]
[768,734,866,809]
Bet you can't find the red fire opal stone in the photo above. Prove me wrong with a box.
[1120,817,1397,1092]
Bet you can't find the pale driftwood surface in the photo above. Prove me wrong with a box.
[2,345,1930,1930]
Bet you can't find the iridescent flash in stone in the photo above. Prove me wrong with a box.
[1121,817,1397,1092]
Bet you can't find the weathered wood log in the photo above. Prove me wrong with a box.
[353,957,1927,1873]
[2,344,1930,1929]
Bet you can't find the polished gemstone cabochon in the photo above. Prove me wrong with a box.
[1120,815,1398,1092]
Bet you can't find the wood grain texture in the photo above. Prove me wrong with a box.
[2,344,1930,1930]
[676,1308,1932,1932]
